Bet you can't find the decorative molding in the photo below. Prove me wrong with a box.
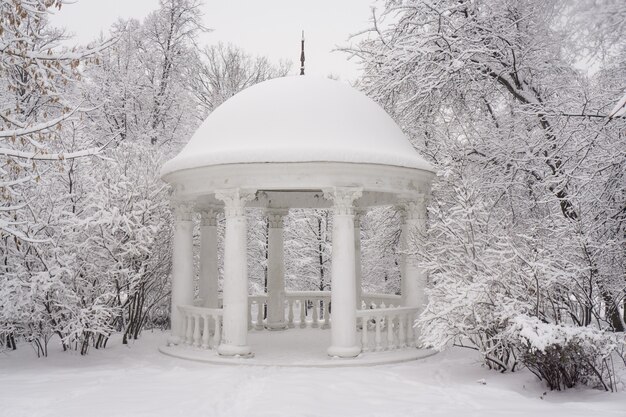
[323,187,363,216]
[172,201,193,222]
[199,206,219,226]
[214,189,257,218]
[266,208,288,228]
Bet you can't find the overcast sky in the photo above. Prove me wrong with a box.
[49,0,379,82]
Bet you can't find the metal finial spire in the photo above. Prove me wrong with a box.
[300,31,305,76]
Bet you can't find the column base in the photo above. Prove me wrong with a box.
[327,345,361,358]
[265,322,288,331]
[217,343,253,357]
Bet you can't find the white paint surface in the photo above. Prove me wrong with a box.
[171,215,194,340]
[218,211,251,356]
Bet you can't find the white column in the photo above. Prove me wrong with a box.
[266,209,288,330]
[324,187,363,358]
[399,196,428,309]
[354,210,363,309]
[199,208,219,308]
[399,208,409,306]
[215,189,255,357]
[169,202,194,345]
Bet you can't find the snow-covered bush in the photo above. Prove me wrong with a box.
[417,173,529,372]
[507,315,621,391]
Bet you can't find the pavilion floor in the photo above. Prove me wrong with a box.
[159,327,436,367]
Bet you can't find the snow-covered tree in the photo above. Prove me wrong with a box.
[361,207,402,294]
[351,0,626,385]
[284,209,333,291]
[0,0,115,355]
[191,42,291,113]
[71,0,206,346]
[0,0,112,238]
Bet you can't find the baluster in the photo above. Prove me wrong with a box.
[311,300,319,328]
[299,299,306,328]
[288,299,295,328]
[361,315,369,352]
[406,311,415,347]
[255,300,264,330]
[185,314,194,345]
[213,315,222,348]
[193,314,201,347]
[322,301,330,329]
[209,313,216,333]
[386,312,395,350]
[202,314,210,349]
[375,314,382,351]
[398,313,407,348]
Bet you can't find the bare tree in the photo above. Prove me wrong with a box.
[190,42,291,114]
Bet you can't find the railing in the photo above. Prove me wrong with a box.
[246,291,333,329]
[226,291,405,334]
[356,306,419,352]
[176,295,418,354]
[361,293,402,309]
[248,295,268,330]
[178,305,223,349]
[285,291,331,329]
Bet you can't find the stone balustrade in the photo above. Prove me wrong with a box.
[356,306,419,352]
[285,291,331,329]
[177,305,223,349]
[239,291,406,332]
[245,291,332,329]
[177,292,419,355]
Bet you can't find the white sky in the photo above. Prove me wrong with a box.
[49,0,379,82]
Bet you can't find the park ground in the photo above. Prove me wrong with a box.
[1,331,625,417]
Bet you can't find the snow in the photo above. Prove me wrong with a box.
[2,331,625,417]
[509,315,618,354]
[161,76,433,176]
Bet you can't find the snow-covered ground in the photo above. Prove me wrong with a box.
[1,331,625,417]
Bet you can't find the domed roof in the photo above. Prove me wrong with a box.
[161,76,433,176]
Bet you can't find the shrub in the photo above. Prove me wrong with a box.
[507,315,621,391]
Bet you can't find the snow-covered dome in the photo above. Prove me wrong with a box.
[161,76,433,176]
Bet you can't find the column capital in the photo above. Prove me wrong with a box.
[215,189,256,217]
[266,208,288,228]
[172,201,193,222]
[199,206,219,226]
[323,187,363,216]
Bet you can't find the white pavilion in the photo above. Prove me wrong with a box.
[159,76,435,365]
